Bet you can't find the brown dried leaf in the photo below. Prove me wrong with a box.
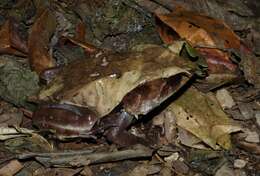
[0,101,23,127]
[156,8,244,90]
[126,163,161,176]
[156,7,242,50]
[0,112,23,127]
[28,8,56,74]
[166,86,241,149]
[156,7,241,71]
[0,19,28,56]
[0,160,23,176]
[61,36,97,54]
[34,168,82,176]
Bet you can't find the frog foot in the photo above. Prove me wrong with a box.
[100,110,148,146]
[104,127,148,147]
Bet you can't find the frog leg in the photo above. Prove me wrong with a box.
[102,110,148,146]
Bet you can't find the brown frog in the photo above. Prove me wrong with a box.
[33,45,196,146]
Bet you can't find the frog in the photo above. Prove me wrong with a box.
[32,45,196,146]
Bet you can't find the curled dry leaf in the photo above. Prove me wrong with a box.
[0,19,28,56]
[5,133,53,153]
[0,126,35,140]
[58,21,97,56]
[156,8,245,90]
[39,45,196,118]
[75,21,86,42]
[61,36,97,54]
[28,8,56,74]
[164,86,241,149]
[156,7,242,51]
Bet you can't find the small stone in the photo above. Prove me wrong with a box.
[89,72,100,77]
[234,159,247,169]
[255,112,260,128]
[101,57,109,67]
[215,164,235,176]
[245,131,259,143]
[238,103,254,120]
[216,89,236,109]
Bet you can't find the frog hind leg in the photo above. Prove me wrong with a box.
[102,110,148,146]
[105,127,148,146]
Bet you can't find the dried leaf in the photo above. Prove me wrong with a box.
[4,133,53,153]
[166,86,241,149]
[178,127,208,149]
[35,168,82,176]
[75,21,86,42]
[156,8,242,50]
[28,8,56,74]
[215,163,235,176]
[216,88,236,109]
[0,19,28,56]
[0,55,39,107]
[61,36,97,54]
[156,8,243,90]
[0,160,23,176]
[0,126,35,140]
[0,112,23,127]
[156,8,242,64]
[126,164,161,176]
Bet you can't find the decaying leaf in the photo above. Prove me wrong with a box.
[0,159,23,176]
[39,45,196,118]
[34,168,82,176]
[156,7,244,90]
[0,126,35,140]
[156,7,242,50]
[178,127,208,149]
[0,112,23,127]
[0,55,39,107]
[28,8,56,74]
[61,36,97,54]
[0,19,28,56]
[4,133,53,153]
[165,86,241,149]
[126,163,161,176]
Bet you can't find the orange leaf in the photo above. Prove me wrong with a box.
[156,8,241,73]
[28,8,56,74]
[61,36,97,54]
[156,8,241,50]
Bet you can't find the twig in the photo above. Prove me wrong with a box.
[16,145,152,167]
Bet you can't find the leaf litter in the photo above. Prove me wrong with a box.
[0,0,259,175]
